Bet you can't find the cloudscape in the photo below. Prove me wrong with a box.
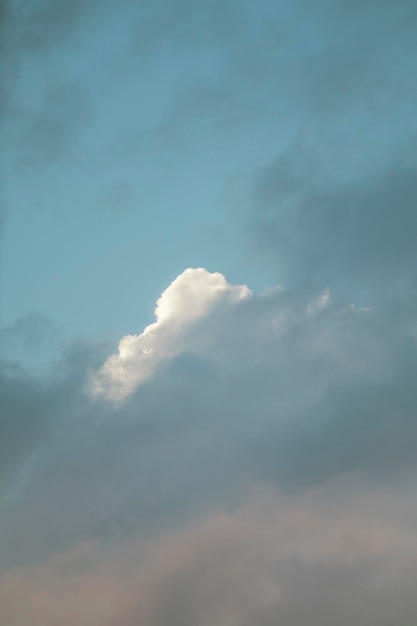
[1,1,417,624]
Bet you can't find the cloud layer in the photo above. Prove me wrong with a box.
[1,265,417,624]
[1,483,417,626]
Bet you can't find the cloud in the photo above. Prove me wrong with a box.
[2,269,416,564]
[242,2,417,301]
[90,268,251,400]
[0,314,57,363]
[0,365,50,484]
[0,268,416,621]
[252,155,417,299]
[1,0,416,619]
[1,483,417,626]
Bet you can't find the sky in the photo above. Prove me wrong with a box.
[1,0,417,624]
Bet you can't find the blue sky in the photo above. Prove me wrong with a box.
[2,0,284,342]
[3,0,415,347]
[1,1,417,624]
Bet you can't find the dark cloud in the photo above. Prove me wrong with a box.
[1,277,416,573]
[244,0,417,302]
[0,365,50,481]
[0,273,416,625]
[0,315,58,483]
[252,162,417,298]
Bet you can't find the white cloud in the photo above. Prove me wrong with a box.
[90,268,251,401]
[89,266,398,409]
[90,267,391,405]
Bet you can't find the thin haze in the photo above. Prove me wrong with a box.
[1,1,417,625]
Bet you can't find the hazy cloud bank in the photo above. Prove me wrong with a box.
[1,483,417,626]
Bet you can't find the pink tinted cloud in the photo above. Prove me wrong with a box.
[1,482,417,626]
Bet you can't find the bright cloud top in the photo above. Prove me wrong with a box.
[90,268,251,400]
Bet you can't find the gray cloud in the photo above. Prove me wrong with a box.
[0,316,57,482]
[1,483,417,626]
[0,365,50,483]
[1,272,416,575]
[244,0,417,302]
[252,162,417,299]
